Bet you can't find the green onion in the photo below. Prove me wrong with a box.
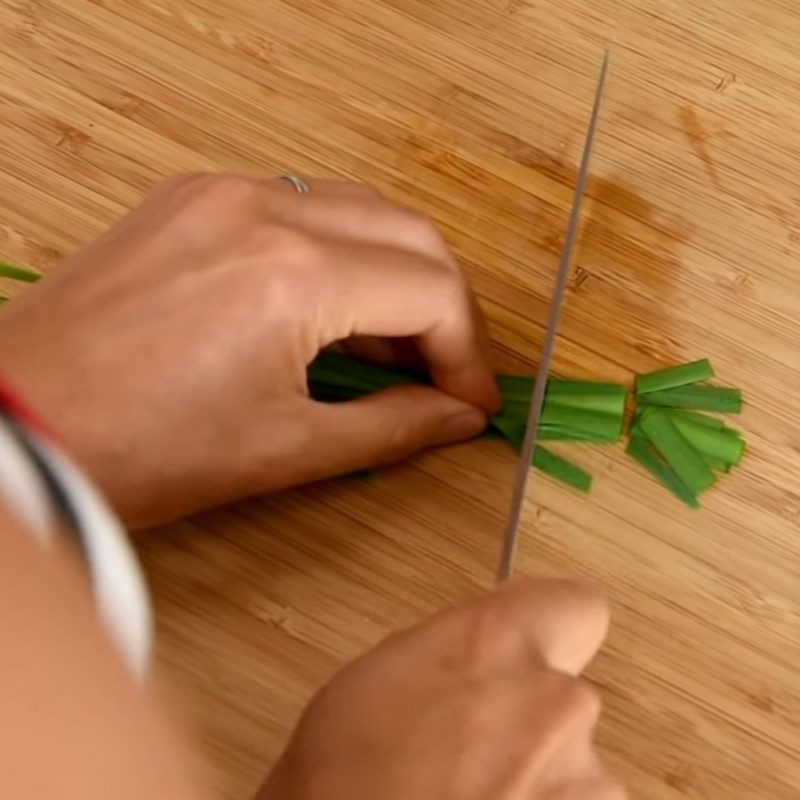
[0,261,42,283]
[639,410,716,495]
[638,385,742,413]
[490,414,592,490]
[532,446,592,492]
[0,294,8,305]
[670,409,725,429]
[670,415,745,466]
[308,351,415,399]
[699,453,733,472]
[627,435,699,509]
[636,359,714,395]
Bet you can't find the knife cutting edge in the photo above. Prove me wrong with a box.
[496,50,610,582]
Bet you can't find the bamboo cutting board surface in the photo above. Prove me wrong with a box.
[1,1,799,797]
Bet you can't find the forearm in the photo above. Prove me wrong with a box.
[0,502,212,799]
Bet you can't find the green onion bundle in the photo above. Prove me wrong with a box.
[628,359,744,508]
[309,352,627,492]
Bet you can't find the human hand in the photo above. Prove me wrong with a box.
[258,578,621,800]
[0,175,500,527]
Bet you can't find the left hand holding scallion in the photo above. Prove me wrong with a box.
[0,174,501,527]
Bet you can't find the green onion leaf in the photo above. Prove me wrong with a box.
[636,359,714,395]
[670,415,745,466]
[0,261,42,283]
[627,435,700,508]
[532,446,592,492]
[638,385,742,413]
[669,409,725,429]
[639,410,716,495]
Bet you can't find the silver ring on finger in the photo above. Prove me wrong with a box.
[280,174,311,194]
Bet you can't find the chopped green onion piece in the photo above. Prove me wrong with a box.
[490,415,592,490]
[639,410,716,495]
[0,261,42,283]
[497,375,626,415]
[700,453,733,472]
[532,446,592,492]
[627,435,700,509]
[636,359,714,395]
[638,385,742,413]
[670,409,725,429]
[670,415,745,466]
[0,294,8,305]
[490,413,524,447]
[540,406,624,442]
[537,426,619,443]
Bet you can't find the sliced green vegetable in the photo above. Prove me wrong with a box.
[670,409,725,429]
[639,410,716,495]
[489,415,592,490]
[0,294,8,305]
[627,435,700,509]
[309,351,415,400]
[670,415,745,466]
[636,359,714,395]
[490,413,524,447]
[638,385,742,413]
[0,261,42,283]
[537,426,620,443]
[498,375,626,415]
[699,453,733,472]
[540,405,624,442]
[532,446,592,492]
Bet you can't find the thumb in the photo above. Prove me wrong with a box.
[307,384,487,476]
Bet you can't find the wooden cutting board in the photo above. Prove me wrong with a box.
[1,1,798,797]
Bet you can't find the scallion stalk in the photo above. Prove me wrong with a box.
[0,261,42,283]
[636,359,714,395]
[627,435,700,508]
[637,385,742,413]
[639,410,716,495]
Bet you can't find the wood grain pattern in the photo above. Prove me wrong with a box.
[2,1,799,797]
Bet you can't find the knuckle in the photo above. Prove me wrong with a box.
[398,206,438,238]
[397,207,455,263]
[459,600,510,665]
[203,172,259,202]
[266,224,319,261]
[256,225,330,293]
[561,678,601,724]
[352,180,382,198]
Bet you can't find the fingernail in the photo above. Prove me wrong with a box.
[436,409,487,445]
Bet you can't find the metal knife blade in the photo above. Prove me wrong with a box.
[496,50,610,582]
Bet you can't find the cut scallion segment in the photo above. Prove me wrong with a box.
[0,261,42,283]
[638,385,742,413]
[670,415,745,466]
[636,359,714,395]
[627,435,700,509]
[639,410,716,495]
[497,376,626,415]
[532,447,592,492]
[670,409,725,429]
[491,415,592,491]
[540,405,624,442]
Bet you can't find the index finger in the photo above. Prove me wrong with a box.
[312,237,501,413]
